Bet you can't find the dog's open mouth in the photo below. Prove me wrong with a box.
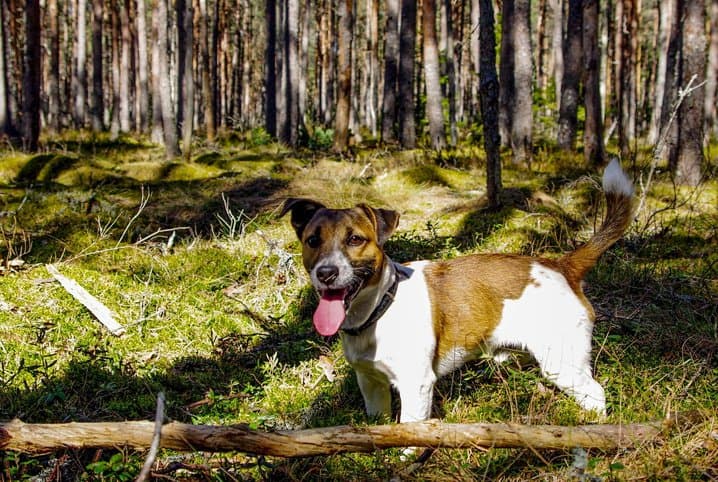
[313,282,361,336]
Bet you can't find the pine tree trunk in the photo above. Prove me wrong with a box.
[470,0,479,120]
[705,0,718,138]
[583,0,605,166]
[265,0,276,137]
[648,0,675,144]
[119,0,132,133]
[47,0,61,132]
[199,0,215,140]
[365,0,378,137]
[156,0,180,157]
[423,0,446,150]
[398,0,417,148]
[557,0,582,151]
[110,5,121,138]
[658,0,680,162]
[618,0,638,157]
[178,0,194,156]
[22,0,41,151]
[674,0,705,186]
[150,0,163,144]
[75,0,87,127]
[333,0,352,152]
[442,0,457,146]
[0,0,13,135]
[536,0,548,91]
[499,0,513,147]
[135,0,149,132]
[479,0,502,208]
[549,0,564,110]
[381,0,400,143]
[90,0,104,131]
[511,0,533,165]
[286,0,299,146]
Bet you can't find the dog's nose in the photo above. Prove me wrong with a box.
[316,266,339,284]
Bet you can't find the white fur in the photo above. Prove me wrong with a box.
[342,260,606,423]
[602,159,634,197]
[342,261,438,422]
[489,262,605,412]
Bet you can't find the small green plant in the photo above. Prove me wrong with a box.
[85,452,141,481]
[308,126,334,150]
[249,127,273,147]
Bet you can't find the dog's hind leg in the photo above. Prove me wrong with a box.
[531,342,606,415]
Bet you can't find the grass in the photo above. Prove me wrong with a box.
[0,132,716,480]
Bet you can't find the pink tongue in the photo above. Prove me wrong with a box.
[313,289,347,336]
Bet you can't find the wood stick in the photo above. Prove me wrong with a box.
[0,414,698,457]
[46,264,126,336]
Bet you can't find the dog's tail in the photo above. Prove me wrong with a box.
[561,159,634,281]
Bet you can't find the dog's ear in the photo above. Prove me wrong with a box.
[279,198,326,239]
[358,204,400,245]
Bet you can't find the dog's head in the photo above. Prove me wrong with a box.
[280,198,399,336]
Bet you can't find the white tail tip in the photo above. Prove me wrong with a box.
[602,158,634,197]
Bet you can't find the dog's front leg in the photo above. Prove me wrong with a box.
[355,369,392,420]
[396,374,436,423]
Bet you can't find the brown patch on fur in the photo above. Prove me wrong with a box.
[425,254,532,362]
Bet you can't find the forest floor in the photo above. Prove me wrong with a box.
[0,131,717,480]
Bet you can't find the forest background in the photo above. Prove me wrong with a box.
[0,0,717,480]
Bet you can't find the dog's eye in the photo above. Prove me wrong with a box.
[306,235,321,248]
[347,235,366,247]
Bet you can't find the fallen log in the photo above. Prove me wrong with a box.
[0,413,700,457]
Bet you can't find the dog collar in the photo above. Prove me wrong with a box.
[341,265,401,337]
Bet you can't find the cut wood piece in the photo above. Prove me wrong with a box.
[46,264,126,336]
[0,413,703,457]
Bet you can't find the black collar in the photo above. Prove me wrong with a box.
[341,266,400,336]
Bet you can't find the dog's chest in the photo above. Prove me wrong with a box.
[341,261,436,382]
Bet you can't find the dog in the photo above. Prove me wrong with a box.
[280,159,633,423]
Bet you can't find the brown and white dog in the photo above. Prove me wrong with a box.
[280,160,633,423]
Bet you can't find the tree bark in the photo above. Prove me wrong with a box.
[155,0,180,157]
[47,0,61,132]
[536,0,548,92]
[177,0,194,156]
[333,0,353,152]
[705,0,718,139]
[381,0,400,143]
[582,0,605,166]
[90,0,104,131]
[398,0,417,148]
[648,0,676,144]
[0,416,694,456]
[284,0,300,146]
[423,0,446,150]
[75,0,88,127]
[549,0,564,109]
[479,0,502,209]
[199,0,215,140]
[110,4,121,138]
[499,0,513,147]
[265,0,277,137]
[442,0,457,146]
[119,0,132,133]
[365,0,379,137]
[22,0,41,151]
[136,0,149,132]
[557,0,582,151]
[500,0,533,164]
[0,0,13,136]
[674,0,705,186]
